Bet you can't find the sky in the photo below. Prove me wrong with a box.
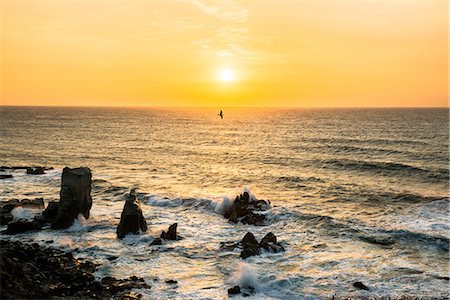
[0,0,448,107]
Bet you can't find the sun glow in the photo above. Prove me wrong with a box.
[218,69,235,82]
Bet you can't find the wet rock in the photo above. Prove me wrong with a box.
[0,174,13,179]
[26,167,45,175]
[150,237,163,246]
[221,232,285,259]
[5,219,43,234]
[228,285,240,295]
[353,281,369,290]
[359,235,395,246]
[259,232,285,253]
[0,240,149,299]
[42,201,60,223]
[165,279,178,284]
[160,223,178,240]
[52,167,93,229]
[224,192,270,226]
[0,198,45,225]
[117,189,147,239]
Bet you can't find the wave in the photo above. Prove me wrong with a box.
[321,159,449,181]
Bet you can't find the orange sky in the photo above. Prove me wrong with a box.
[0,0,448,107]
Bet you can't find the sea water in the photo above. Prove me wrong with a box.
[0,107,448,299]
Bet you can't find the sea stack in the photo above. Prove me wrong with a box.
[51,167,93,229]
[117,189,148,238]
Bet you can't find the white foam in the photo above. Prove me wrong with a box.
[57,236,74,248]
[11,206,35,221]
[146,195,183,207]
[214,196,233,216]
[67,214,88,232]
[230,262,260,289]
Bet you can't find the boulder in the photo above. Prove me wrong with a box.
[52,167,92,229]
[223,192,270,226]
[353,281,369,291]
[240,232,261,259]
[26,167,45,175]
[150,238,163,246]
[259,232,285,253]
[228,286,240,295]
[117,189,147,239]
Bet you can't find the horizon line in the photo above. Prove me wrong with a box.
[1,105,449,109]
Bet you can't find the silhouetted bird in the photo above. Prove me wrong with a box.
[219,110,223,119]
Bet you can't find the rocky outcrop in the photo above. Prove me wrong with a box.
[0,240,149,299]
[0,198,45,225]
[26,167,45,175]
[223,192,270,226]
[220,232,285,259]
[52,167,93,229]
[6,219,43,234]
[117,189,148,238]
[150,223,181,246]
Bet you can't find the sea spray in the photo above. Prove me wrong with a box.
[230,262,260,290]
[11,206,35,221]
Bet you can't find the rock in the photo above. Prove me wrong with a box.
[0,198,45,225]
[1,166,53,170]
[224,192,270,226]
[259,232,285,253]
[26,167,45,175]
[160,223,178,240]
[228,285,241,295]
[353,281,369,290]
[0,240,149,299]
[240,232,261,259]
[42,202,60,223]
[165,279,178,284]
[52,167,93,229]
[222,232,285,259]
[0,174,13,179]
[359,235,395,246]
[150,238,163,246]
[5,219,43,234]
[117,189,147,238]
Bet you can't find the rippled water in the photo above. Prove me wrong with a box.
[0,107,449,299]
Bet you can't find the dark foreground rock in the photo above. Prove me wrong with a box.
[6,219,43,234]
[0,198,45,225]
[117,189,148,238]
[0,240,150,299]
[220,232,285,259]
[223,192,270,226]
[52,167,93,229]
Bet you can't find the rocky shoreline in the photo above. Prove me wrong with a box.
[0,239,149,299]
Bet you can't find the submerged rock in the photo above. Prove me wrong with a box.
[221,232,285,259]
[223,192,270,226]
[228,285,240,295]
[0,240,149,299]
[52,167,93,229]
[117,189,148,239]
[353,281,369,291]
[26,167,45,175]
[0,174,13,179]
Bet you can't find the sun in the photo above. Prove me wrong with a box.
[218,69,235,82]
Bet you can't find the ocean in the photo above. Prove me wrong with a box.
[0,106,449,299]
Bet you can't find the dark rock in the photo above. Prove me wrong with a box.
[0,212,13,225]
[0,198,45,225]
[165,279,178,284]
[259,232,285,253]
[222,232,285,259]
[0,240,149,299]
[117,189,147,238]
[150,238,163,246]
[228,285,240,295]
[52,167,92,229]
[5,219,43,234]
[161,223,178,240]
[26,167,45,175]
[353,281,369,290]
[20,198,45,209]
[0,174,13,179]
[359,235,395,246]
[42,201,60,223]
[224,192,270,226]
[240,232,261,259]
